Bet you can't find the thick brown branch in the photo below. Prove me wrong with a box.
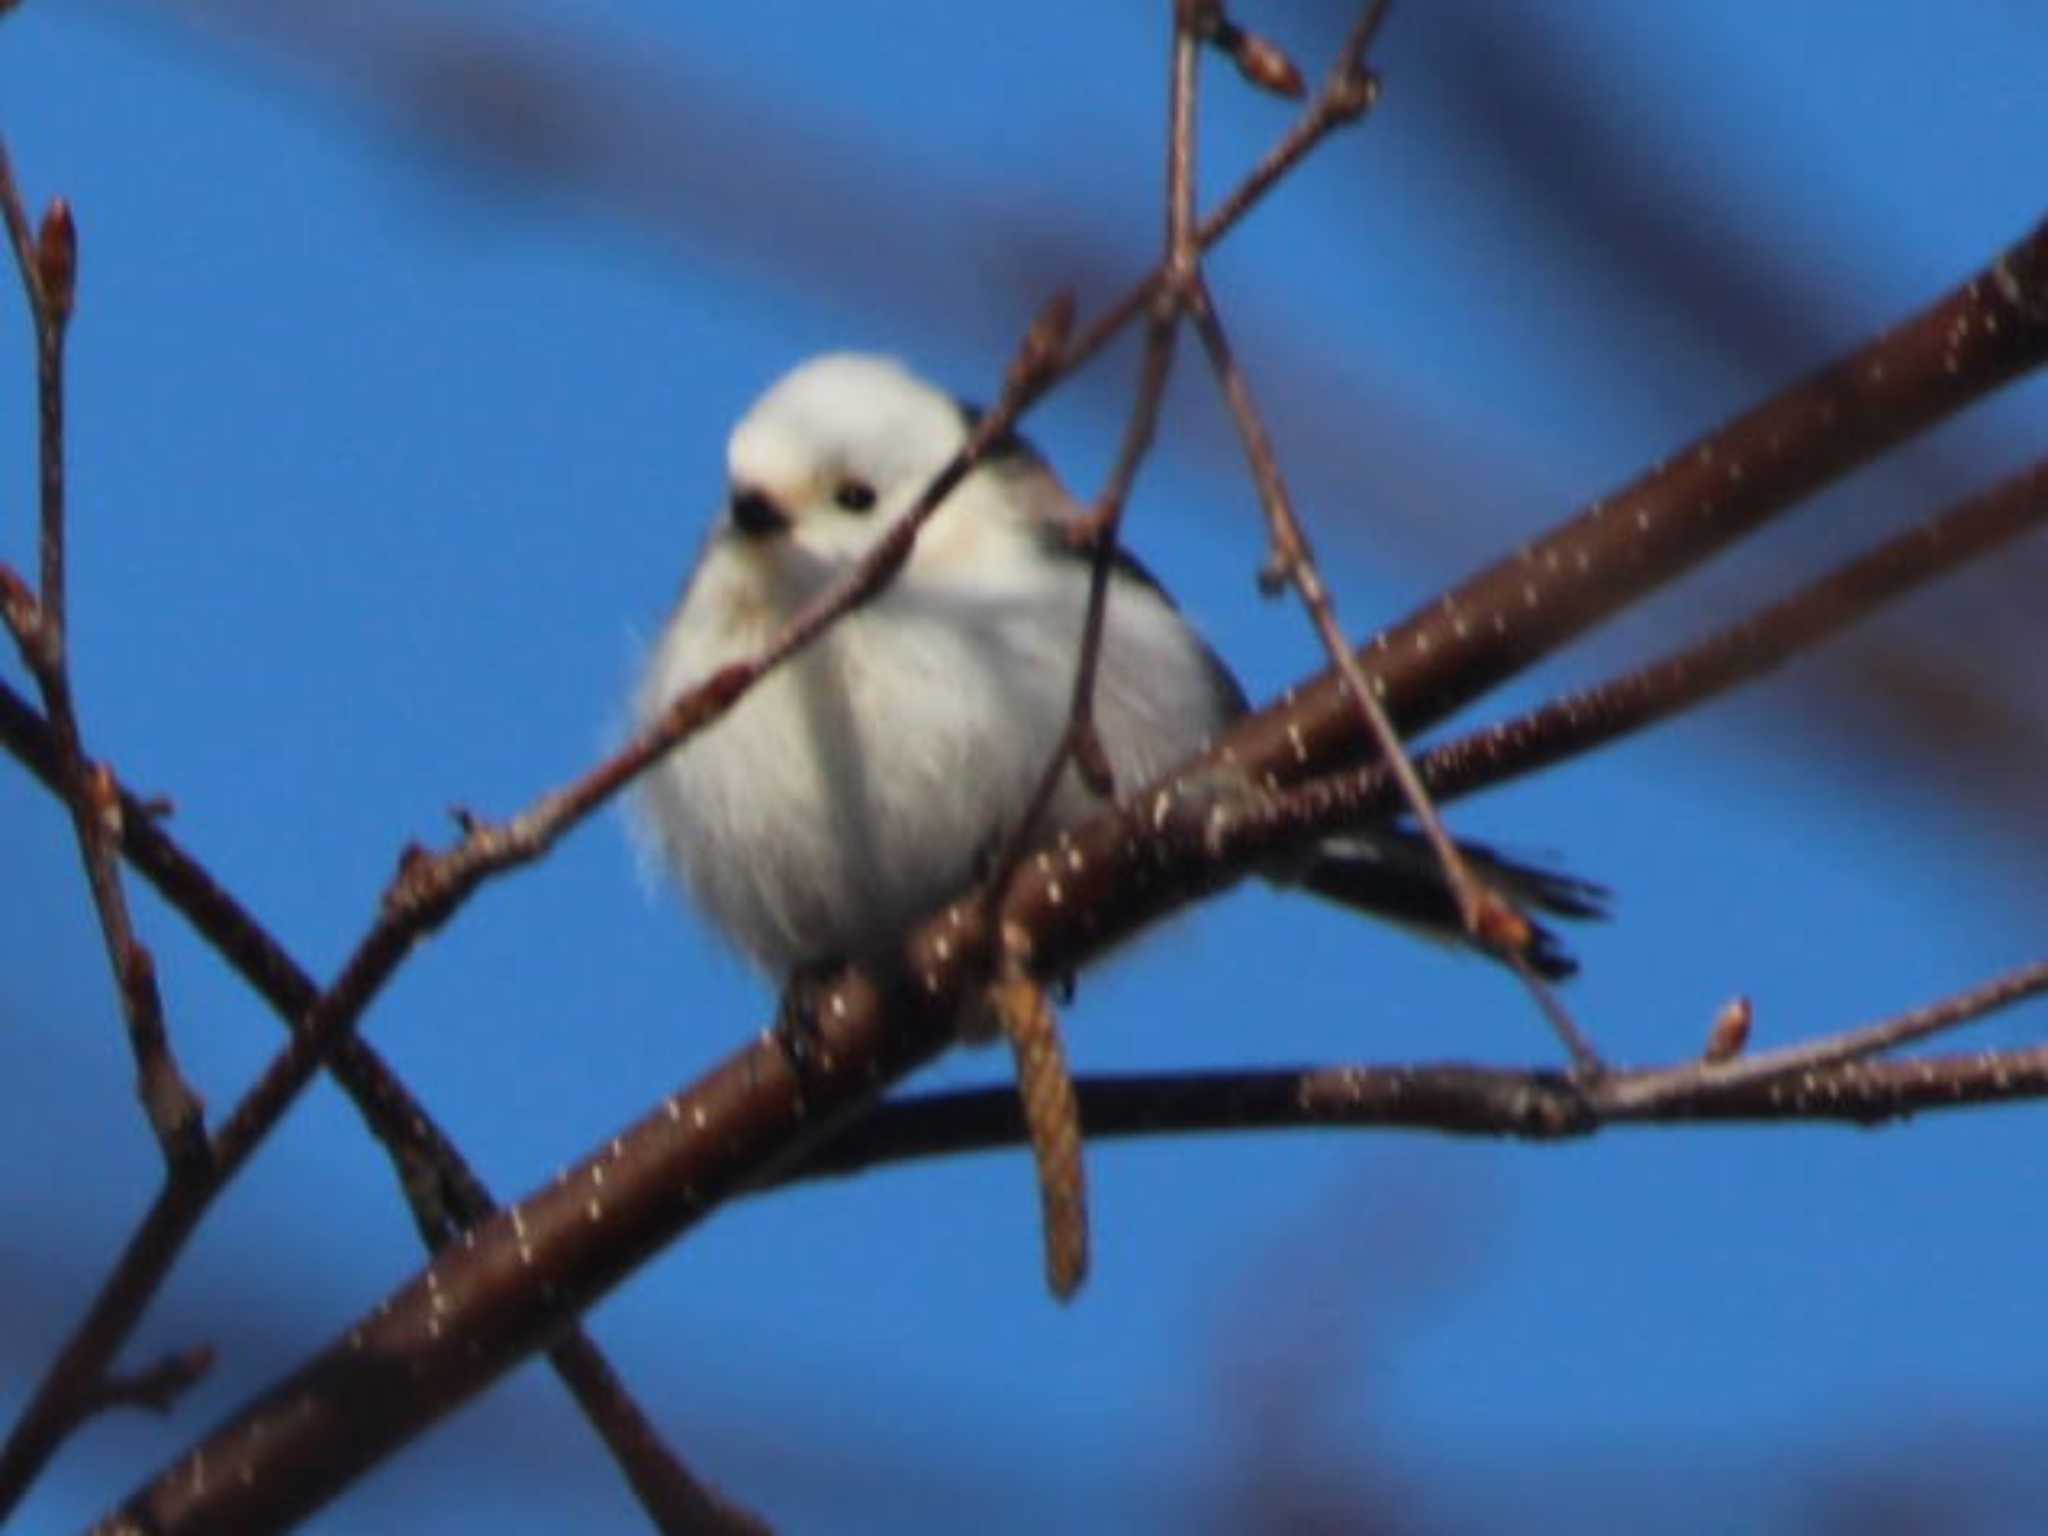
[1212,456,2048,867]
[1212,213,2048,789]
[1411,458,2048,807]
[91,953,2046,1535]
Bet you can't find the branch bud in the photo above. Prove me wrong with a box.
[1011,290,1075,394]
[1224,26,1305,99]
[1327,65,1381,124]
[36,197,75,325]
[1703,996,1753,1062]
[0,563,39,637]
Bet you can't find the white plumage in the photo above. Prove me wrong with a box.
[635,353,1239,978]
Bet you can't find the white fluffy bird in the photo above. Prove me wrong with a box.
[634,354,1594,994]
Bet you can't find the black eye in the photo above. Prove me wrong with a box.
[832,478,877,513]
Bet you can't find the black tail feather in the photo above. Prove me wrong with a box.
[1297,831,1607,981]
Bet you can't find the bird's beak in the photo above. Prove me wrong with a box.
[728,486,793,540]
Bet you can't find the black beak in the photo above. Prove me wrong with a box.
[729,487,792,539]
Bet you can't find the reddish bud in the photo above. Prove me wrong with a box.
[35,197,76,324]
[1016,290,1075,386]
[1704,996,1753,1062]
[1474,890,1535,960]
[0,563,37,632]
[1230,31,1306,99]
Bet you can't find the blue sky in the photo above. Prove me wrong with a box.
[2,3,2044,1531]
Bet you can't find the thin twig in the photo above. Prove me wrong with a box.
[72,1348,215,1421]
[1591,961,2048,1114]
[980,27,1199,899]
[1059,319,1182,791]
[544,1341,774,1536]
[0,685,764,1533]
[1186,279,1485,919]
[1158,2,1579,1041]
[1208,213,2048,797]
[973,7,1221,1301]
[1055,0,1387,382]
[980,322,1180,903]
[929,0,1396,910]
[0,144,207,1170]
[1179,243,1598,1063]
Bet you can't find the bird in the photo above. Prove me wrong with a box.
[632,353,1599,1007]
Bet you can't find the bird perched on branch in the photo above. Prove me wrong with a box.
[634,353,1598,1006]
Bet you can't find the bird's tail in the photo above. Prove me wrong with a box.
[1296,830,1606,981]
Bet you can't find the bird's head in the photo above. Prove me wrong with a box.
[720,353,978,571]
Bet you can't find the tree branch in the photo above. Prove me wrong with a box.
[0,143,206,1171]
[1209,212,2048,791]
[1203,455,2048,872]
[9,31,1416,1512]
[0,6,2026,1522]
[90,200,2048,1524]
[0,677,766,1530]
[781,961,2048,1180]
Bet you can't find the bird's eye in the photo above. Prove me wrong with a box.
[832,478,877,513]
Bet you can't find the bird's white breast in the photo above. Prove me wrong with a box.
[634,510,1229,977]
